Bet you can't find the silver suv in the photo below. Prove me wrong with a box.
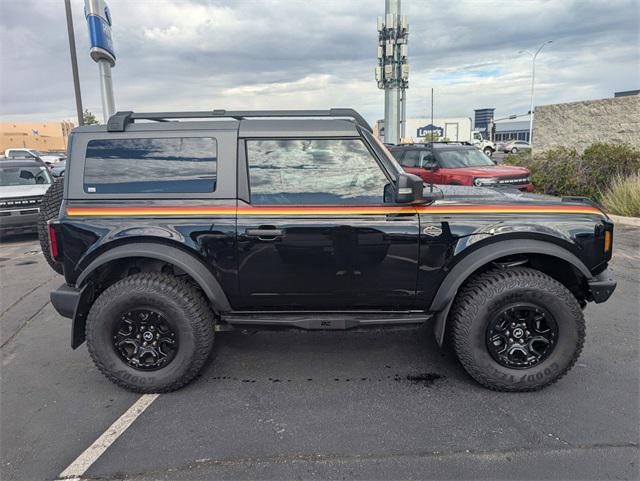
[0,160,52,236]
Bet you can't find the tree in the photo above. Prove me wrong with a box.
[83,109,98,125]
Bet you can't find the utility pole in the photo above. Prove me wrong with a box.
[85,0,116,123]
[64,0,84,126]
[376,0,408,145]
[519,41,552,144]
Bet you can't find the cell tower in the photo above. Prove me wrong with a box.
[376,0,408,144]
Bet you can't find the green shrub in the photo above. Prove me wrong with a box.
[601,173,640,217]
[504,143,640,202]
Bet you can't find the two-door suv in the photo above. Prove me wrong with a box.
[44,109,616,393]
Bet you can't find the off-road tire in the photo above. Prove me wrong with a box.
[37,178,64,274]
[450,267,585,392]
[86,273,215,393]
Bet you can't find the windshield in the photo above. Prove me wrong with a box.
[437,149,495,168]
[0,165,52,186]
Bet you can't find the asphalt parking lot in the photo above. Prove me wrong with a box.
[1,228,638,481]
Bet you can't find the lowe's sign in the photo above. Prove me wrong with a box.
[416,123,444,138]
[85,0,115,66]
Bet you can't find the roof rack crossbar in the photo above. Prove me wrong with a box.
[106,109,372,132]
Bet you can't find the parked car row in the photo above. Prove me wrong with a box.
[3,148,65,165]
[1,148,67,177]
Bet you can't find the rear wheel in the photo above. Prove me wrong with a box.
[37,178,64,274]
[86,273,215,393]
[450,267,585,391]
[511,147,518,154]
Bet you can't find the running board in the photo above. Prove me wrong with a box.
[220,311,431,330]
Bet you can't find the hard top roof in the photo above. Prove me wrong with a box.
[95,108,371,133]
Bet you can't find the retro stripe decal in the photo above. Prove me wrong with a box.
[66,204,605,217]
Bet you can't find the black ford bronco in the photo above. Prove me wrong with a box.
[42,109,616,393]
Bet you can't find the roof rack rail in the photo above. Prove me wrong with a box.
[106,109,372,133]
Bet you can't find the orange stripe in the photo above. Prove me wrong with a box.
[66,204,604,217]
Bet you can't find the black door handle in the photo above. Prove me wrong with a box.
[245,228,283,239]
[385,213,418,221]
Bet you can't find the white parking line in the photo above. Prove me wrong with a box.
[56,393,159,480]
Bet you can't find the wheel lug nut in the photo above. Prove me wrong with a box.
[509,338,514,343]
[143,341,147,346]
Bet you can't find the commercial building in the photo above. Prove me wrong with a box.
[473,108,495,137]
[376,118,474,143]
[0,121,74,153]
[493,119,531,142]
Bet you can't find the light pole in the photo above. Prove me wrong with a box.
[519,40,552,145]
[64,0,84,126]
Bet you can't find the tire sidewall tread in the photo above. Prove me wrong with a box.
[85,273,215,393]
[450,267,585,392]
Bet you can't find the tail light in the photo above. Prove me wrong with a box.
[48,221,61,261]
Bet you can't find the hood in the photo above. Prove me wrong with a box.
[427,184,564,206]
[0,183,51,199]
[447,165,529,177]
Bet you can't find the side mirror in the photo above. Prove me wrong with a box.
[395,173,425,204]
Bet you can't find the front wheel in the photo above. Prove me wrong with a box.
[86,273,215,392]
[483,147,493,157]
[450,267,585,391]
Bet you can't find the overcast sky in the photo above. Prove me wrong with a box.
[1,0,638,125]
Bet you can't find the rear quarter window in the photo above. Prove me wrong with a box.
[83,137,217,194]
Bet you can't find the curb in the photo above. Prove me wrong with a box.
[608,214,640,227]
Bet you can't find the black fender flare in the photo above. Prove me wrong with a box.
[430,239,592,346]
[76,242,232,313]
[70,243,231,349]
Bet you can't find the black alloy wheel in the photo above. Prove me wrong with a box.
[113,309,178,371]
[485,303,558,369]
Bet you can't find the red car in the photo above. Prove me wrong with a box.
[390,143,534,191]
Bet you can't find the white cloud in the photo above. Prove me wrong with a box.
[0,0,637,124]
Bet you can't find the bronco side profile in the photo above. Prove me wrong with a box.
[43,109,616,393]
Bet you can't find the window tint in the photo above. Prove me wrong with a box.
[247,139,389,205]
[0,166,51,186]
[400,150,419,167]
[437,149,495,168]
[400,150,434,168]
[84,137,217,194]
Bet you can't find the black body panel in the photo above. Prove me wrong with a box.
[52,112,616,349]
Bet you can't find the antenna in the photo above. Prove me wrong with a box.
[429,87,434,193]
